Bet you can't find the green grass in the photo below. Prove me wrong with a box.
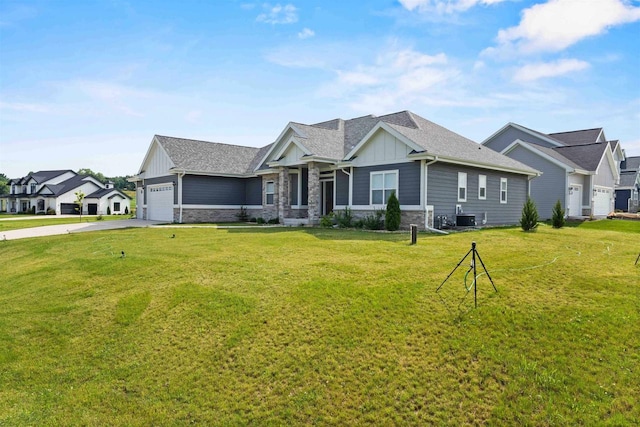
[0,215,131,232]
[0,222,638,425]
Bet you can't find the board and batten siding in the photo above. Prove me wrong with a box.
[427,163,528,225]
[144,142,174,179]
[351,128,415,167]
[484,127,556,153]
[352,162,421,206]
[143,175,178,204]
[506,145,566,219]
[182,175,260,205]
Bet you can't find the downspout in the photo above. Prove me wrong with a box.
[424,157,447,234]
[340,167,353,207]
[178,170,185,223]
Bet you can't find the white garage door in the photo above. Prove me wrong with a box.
[593,187,613,216]
[147,184,174,222]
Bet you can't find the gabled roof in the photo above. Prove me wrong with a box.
[548,128,603,146]
[622,156,640,171]
[618,170,640,187]
[504,140,582,172]
[552,143,609,171]
[86,187,131,199]
[39,175,100,197]
[154,135,263,176]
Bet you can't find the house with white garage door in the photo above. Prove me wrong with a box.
[2,170,131,216]
[482,124,623,219]
[131,110,540,229]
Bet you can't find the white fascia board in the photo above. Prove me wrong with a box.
[344,122,424,160]
[595,145,619,182]
[482,123,563,148]
[138,136,176,175]
[253,123,307,172]
[503,139,573,173]
[272,137,312,161]
[437,154,540,177]
[299,155,339,164]
[168,168,255,178]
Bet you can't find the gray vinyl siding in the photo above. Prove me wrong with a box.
[427,163,528,225]
[143,175,178,204]
[507,145,565,219]
[594,157,616,188]
[485,127,556,152]
[245,177,262,205]
[183,175,246,205]
[290,174,298,205]
[352,162,421,206]
[583,176,592,206]
[336,169,349,205]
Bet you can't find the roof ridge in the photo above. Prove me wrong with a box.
[155,134,260,150]
[548,127,603,135]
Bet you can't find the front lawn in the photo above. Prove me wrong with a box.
[0,215,131,232]
[0,223,638,425]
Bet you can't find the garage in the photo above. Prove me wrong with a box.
[60,203,79,214]
[593,187,613,216]
[147,184,175,222]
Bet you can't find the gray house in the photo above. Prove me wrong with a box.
[131,111,539,229]
[615,156,640,212]
[482,124,623,219]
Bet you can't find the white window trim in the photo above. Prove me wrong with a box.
[369,170,399,207]
[458,172,467,202]
[500,178,508,204]
[478,174,487,200]
[265,181,275,206]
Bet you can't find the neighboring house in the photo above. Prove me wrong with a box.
[1,170,131,215]
[130,111,538,229]
[482,124,623,219]
[615,156,640,212]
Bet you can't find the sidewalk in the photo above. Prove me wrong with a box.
[1,219,163,241]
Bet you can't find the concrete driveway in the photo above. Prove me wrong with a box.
[1,219,164,241]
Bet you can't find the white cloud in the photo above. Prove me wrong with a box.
[513,58,590,83]
[256,3,298,24]
[297,27,315,39]
[398,0,510,14]
[0,101,49,113]
[491,0,640,55]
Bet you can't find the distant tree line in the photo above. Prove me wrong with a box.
[0,173,9,195]
[77,168,136,191]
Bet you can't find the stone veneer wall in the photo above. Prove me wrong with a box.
[350,209,426,230]
[307,162,320,224]
[262,173,279,220]
[181,208,263,223]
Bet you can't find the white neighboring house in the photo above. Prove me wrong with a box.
[2,170,131,215]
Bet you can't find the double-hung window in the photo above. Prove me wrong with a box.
[478,174,487,200]
[457,172,467,202]
[500,178,508,203]
[265,181,275,205]
[370,171,398,205]
[30,183,36,194]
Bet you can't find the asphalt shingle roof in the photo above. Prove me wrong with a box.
[552,143,608,171]
[619,170,639,187]
[548,128,603,145]
[622,156,640,171]
[155,135,263,175]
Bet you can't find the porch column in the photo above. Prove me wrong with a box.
[278,167,290,222]
[308,162,320,224]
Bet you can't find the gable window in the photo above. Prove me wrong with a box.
[114,202,121,212]
[370,170,398,205]
[11,185,16,194]
[457,172,467,202]
[265,181,275,205]
[478,174,487,200]
[30,183,36,194]
[500,178,508,203]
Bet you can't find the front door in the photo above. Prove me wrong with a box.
[568,185,581,217]
[322,180,334,216]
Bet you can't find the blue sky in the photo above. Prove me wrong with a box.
[1,0,639,178]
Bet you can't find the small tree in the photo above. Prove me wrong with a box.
[74,191,85,222]
[385,191,401,231]
[551,199,565,229]
[520,197,539,232]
